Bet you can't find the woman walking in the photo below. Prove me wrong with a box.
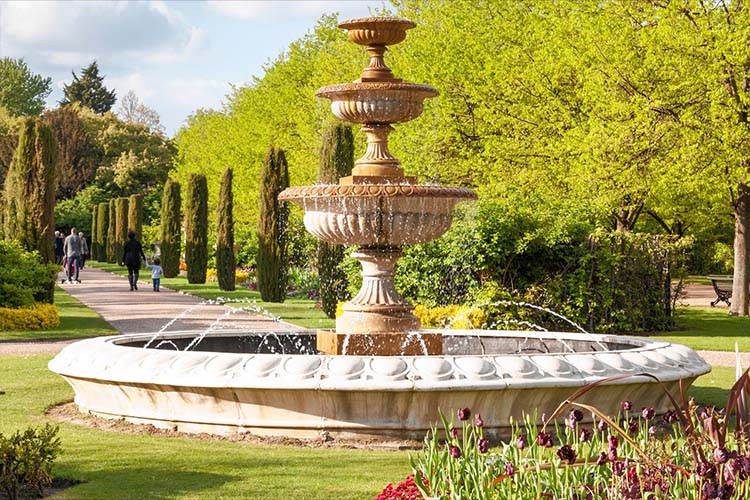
[121,231,146,291]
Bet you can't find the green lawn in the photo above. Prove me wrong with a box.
[88,261,335,330]
[0,287,116,342]
[651,307,750,352]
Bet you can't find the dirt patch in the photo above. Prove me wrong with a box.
[46,402,421,451]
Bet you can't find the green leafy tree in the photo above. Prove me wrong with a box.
[60,61,117,114]
[106,199,117,263]
[128,194,143,241]
[115,197,128,263]
[2,118,56,264]
[0,58,52,116]
[257,146,289,302]
[185,174,208,284]
[160,179,181,278]
[317,124,353,317]
[96,202,108,261]
[216,168,235,291]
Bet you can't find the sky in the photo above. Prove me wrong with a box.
[0,0,386,135]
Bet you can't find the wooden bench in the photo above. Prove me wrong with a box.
[707,275,733,307]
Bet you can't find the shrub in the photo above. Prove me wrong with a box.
[114,197,128,261]
[216,167,235,291]
[185,173,208,284]
[413,304,487,329]
[0,241,57,308]
[96,201,108,261]
[128,193,143,240]
[106,199,116,263]
[160,179,181,278]
[0,424,61,500]
[257,146,289,302]
[90,204,98,259]
[0,303,59,331]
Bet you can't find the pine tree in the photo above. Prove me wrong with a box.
[216,168,235,291]
[96,202,108,261]
[106,199,116,263]
[257,146,289,302]
[115,197,128,262]
[3,117,56,264]
[160,179,181,278]
[2,117,56,303]
[128,194,143,241]
[317,124,354,318]
[90,204,98,260]
[60,61,116,114]
[185,174,208,284]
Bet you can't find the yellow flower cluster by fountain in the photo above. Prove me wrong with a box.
[0,303,59,331]
[204,268,252,284]
[413,304,487,329]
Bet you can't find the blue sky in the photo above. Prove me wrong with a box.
[0,1,386,135]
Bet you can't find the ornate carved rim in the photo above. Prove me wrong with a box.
[279,184,477,201]
[316,82,439,99]
[339,17,416,30]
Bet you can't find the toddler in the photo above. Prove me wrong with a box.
[145,258,164,292]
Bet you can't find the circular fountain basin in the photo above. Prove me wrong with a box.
[279,184,476,246]
[48,330,710,440]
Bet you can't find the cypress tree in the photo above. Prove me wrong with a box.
[185,173,208,284]
[257,146,289,303]
[160,179,181,278]
[106,199,116,263]
[96,202,108,261]
[3,117,57,264]
[128,193,143,241]
[317,124,354,318]
[115,197,128,263]
[90,204,98,260]
[216,167,235,291]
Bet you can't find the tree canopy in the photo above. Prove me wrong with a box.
[61,61,117,114]
[0,58,52,117]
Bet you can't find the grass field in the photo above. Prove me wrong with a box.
[653,307,750,352]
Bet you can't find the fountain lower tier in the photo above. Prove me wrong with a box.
[48,330,711,441]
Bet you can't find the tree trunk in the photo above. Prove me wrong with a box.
[731,182,750,316]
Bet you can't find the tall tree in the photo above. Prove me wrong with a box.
[128,194,143,241]
[317,124,353,317]
[117,91,164,134]
[160,179,181,278]
[185,174,208,284]
[3,117,56,263]
[257,146,289,302]
[0,58,52,116]
[216,167,235,291]
[106,199,117,263]
[60,61,117,114]
[96,202,108,261]
[90,204,98,260]
[115,197,129,263]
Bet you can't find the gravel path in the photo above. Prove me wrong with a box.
[0,272,740,368]
[0,266,297,356]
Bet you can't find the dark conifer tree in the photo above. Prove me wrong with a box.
[216,168,235,291]
[257,146,289,302]
[128,194,143,241]
[115,197,128,262]
[96,202,108,261]
[317,124,354,318]
[160,179,181,278]
[90,204,98,260]
[185,174,208,284]
[60,61,116,113]
[106,199,117,263]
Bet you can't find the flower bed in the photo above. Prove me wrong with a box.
[378,373,750,499]
[0,303,59,331]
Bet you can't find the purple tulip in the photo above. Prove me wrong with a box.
[714,447,730,464]
[621,400,633,411]
[718,483,735,500]
[504,462,514,475]
[596,451,607,465]
[449,445,461,459]
[612,460,624,476]
[557,444,577,464]
[449,427,458,439]
[662,409,679,424]
[536,431,553,448]
[477,438,489,454]
[702,482,718,499]
[696,462,717,479]
[578,428,593,442]
[457,407,471,421]
[474,413,484,428]
[516,434,527,450]
[641,407,655,420]
[627,420,639,433]
[597,419,609,432]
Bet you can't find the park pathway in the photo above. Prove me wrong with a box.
[0,266,296,355]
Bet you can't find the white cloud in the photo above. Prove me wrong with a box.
[205,0,383,21]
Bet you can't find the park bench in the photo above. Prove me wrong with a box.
[707,275,733,307]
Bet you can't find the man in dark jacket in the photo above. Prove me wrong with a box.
[121,231,147,291]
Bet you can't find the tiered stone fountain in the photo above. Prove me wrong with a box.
[49,17,710,441]
[279,17,475,356]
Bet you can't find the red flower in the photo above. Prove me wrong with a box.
[557,444,577,464]
[449,445,462,459]
[474,413,484,428]
[621,400,633,411]
[477,438,489,453]
[457,407,471,421]
[641,407,655,420]
[536,431,553,448]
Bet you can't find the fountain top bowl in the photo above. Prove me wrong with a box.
[339,17,417,47]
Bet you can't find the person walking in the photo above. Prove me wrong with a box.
[145,258,164,292]
[54,230,64,265]
[121,231,146,291]
[63,227,82,283]
[78,232,89,269]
